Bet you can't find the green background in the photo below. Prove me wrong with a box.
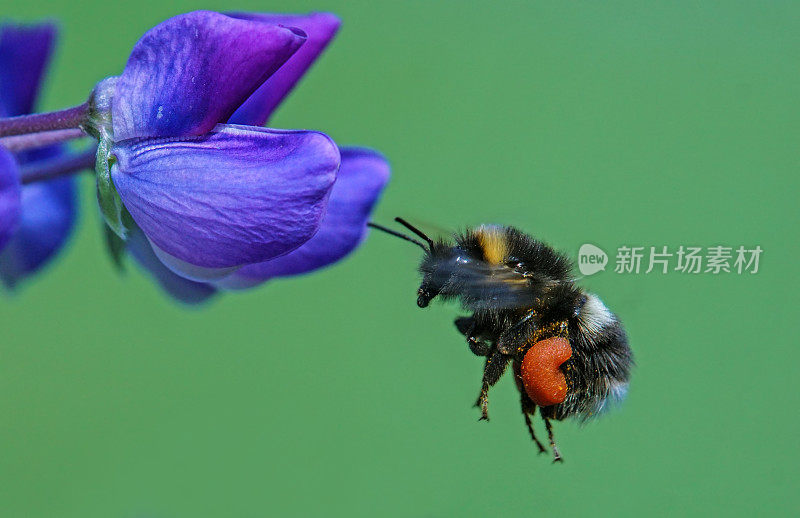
[1,1,797,516]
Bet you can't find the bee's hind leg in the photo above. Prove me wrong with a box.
[520,398,547,454]
[475,351,508,421]
[543,417,564,463]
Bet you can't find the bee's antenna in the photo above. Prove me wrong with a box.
[394,217,435,249]
[368,222,428,252]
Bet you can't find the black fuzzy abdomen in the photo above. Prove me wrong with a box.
[543,313,633,421]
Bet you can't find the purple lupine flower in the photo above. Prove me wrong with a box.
[112,127,338,276]
[120,11,344,301]
[227,12,341,126]
[0,146,20,251]
[94,11,340,283]
[0,23,78,287]
[111,12,306,141]
[102,10,389,302]
[220,148,390,288]
[0,24,54,120]
[0,169,76,287]
[126,225,216,304]
[215,13,391,289]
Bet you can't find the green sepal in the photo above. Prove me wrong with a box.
[102,206,137,272]
[103,223,127,272]
[84,77,116,140]
[95,137,128,239]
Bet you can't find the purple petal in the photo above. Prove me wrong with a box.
[148,241,241,282]
[227,12,340,126]
[0,146,21,252]
[0,23,56,117]
[110,124,339,270]
[0,176,76,288]
[112,11,306,141]
[220,147,389,288]
[127,226,216,304]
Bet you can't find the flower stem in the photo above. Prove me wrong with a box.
[20,147,97,185]
[0,128,87,152]
[0,103,90,138]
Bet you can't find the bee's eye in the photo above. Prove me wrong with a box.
[505,258,526,271]
[520,337,572,407]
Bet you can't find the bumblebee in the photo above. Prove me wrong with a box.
[370,218,634,462]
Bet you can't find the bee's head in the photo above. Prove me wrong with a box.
[416,241,459,307]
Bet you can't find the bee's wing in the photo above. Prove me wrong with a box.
[440,257,541,310]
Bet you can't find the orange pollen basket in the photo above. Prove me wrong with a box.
[520,336,573,407]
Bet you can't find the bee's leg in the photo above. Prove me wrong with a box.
[520,398,547,454]
[543,417,563,463]
[476,351,508,421]
[454,316,491,357]
[510,359,547,454]
[496,314,536,355]
[454,316,473,336]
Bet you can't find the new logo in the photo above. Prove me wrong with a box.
[578,244,608,276]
